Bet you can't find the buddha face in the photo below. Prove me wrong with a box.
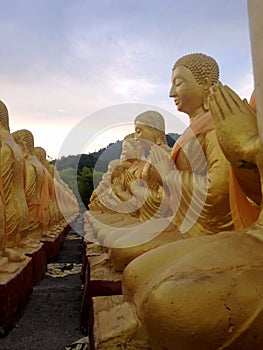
[135,122,156,150]
[121,139,139,160]
[169,66,205,117]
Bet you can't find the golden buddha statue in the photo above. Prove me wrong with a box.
[34,146,56,237]
[50,165,70,228]
[94,112,174,248]
[88,133,144,218]
[100,48,263,348]
[87,160,130,235]
[90,160,126,215]
[0,101,29,259]
[130,111,172,222]
[53,167,79,225]
[86,133,146,235]
[12,129,44,240]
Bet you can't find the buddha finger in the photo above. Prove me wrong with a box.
[212,84,235,118]
[223,84,244,112]
[209,92,224,122]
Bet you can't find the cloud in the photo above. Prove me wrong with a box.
[0,0,254,158]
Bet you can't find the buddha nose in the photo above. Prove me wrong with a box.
[169,84,176,98]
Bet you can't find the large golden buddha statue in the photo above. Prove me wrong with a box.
[0,101,29,254]
[97,26,263,347]
[119,91,263,350]
[108,53,234,271]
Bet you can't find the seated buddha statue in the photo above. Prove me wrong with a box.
[88,159,120,213]
[105,52,263,349]
[88,133,144,217]
[0,101,29,259]
[86,134,146,233]
[108,53,234,271]
[94,111,174,246]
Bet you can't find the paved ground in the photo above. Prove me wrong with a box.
[0,219,87,350]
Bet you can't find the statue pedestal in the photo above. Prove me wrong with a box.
[25,243,47,285]
[80,245,122,333]
[41,225,69,262]
[17,242,47,285]
[0,257,33,336]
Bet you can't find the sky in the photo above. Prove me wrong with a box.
[0,0,254,159]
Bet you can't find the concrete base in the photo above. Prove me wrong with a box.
[41,225,69,262]
[0,257,33,336]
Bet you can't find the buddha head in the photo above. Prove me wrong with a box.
[21,129,35,155]
[34,146,47,165]
[169,53,219,118]
[120,133,144,164]
[0,100,10,131]
[12,130,27,157]
[134,110,167,150]
[12,129,35,158]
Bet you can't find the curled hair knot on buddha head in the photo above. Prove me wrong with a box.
[173,53,219,86]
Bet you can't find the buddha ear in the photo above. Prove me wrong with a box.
[155,136,161,145]
[202,76,211,91]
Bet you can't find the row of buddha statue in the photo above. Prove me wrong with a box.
[0,100,79,270]
[84,51,263,349]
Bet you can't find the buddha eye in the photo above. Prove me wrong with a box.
[175,80,182,87]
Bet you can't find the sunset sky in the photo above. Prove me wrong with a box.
[0,0,254,159]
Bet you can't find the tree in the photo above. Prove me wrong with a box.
[77,167,103,209]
